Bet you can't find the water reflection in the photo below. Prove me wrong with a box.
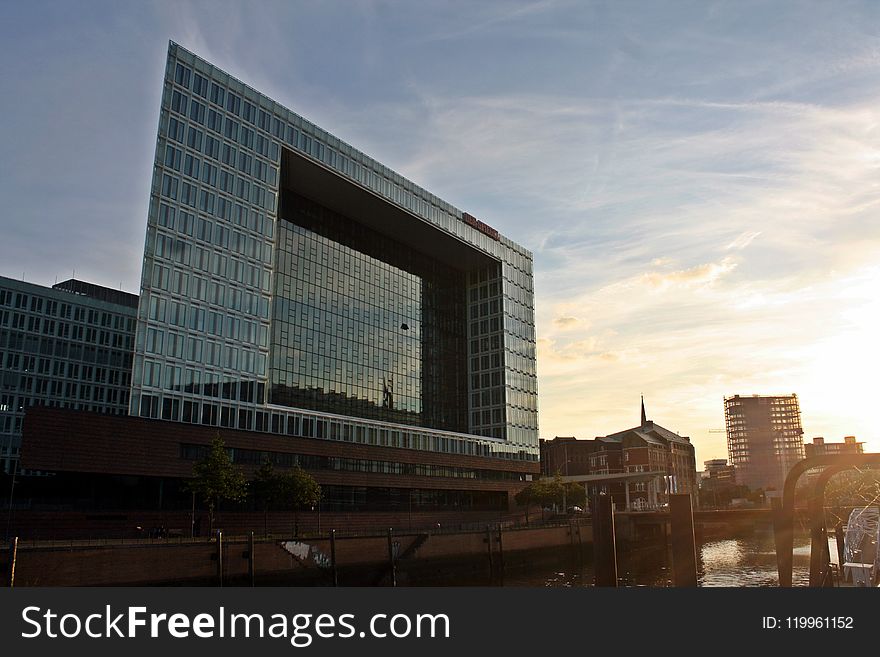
[502,533,832,587]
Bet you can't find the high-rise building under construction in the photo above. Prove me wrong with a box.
[724,394,804,491]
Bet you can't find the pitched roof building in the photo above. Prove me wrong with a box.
[539,399,698,510]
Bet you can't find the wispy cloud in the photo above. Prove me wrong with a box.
[725,231,762,251]
[2,0,880,462]
[552,316,582,329]
[640,257,737,289]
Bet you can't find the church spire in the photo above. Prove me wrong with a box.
[641,395,647,426]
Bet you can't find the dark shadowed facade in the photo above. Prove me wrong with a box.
[0,277,137,474]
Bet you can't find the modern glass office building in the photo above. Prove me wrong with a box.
[0,277,137,474]
[130,42,538,463]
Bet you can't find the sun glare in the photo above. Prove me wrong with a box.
[798,266,880,452]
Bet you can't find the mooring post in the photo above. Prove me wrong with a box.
[8,537,17,588]
[771,497,793,587]
[216,530,223,587]
[593,492,617,587]
[387,528,397,587]
[669,493,698,587]
[330,529,338,587]
[834,522,846,582]
[576,519,584,570]
[485,525,494,584]
[820,532,835,587]
[497,526,505,586]
[248,531,255,587]
[808,517,828,587]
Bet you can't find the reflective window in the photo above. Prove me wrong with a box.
[270,193,468,431]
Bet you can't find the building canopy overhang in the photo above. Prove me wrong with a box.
[280,148,499,271]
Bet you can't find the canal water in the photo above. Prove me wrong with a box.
[499,533,834,587]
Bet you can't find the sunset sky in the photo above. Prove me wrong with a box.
[2,1,878,464]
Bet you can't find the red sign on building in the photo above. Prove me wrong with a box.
[462,213,500,241]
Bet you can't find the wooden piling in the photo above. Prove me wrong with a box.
[330,529,338,586]
[593,493,617,587]
[485,525,494,584]
[216,530,223,587]
[387,528,397,587]
[772,497,793,587]
[497,526,505,586]
[7,537,17,588]
[669,494,697,587]
[248,531,255,587]
[834,522,846,582]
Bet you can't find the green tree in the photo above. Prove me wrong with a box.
[277,465,322,537]
[187,434,248,536]
[564,482,587,508]
[515,482,540,524]
[251,459,282,537]
[515,475,571,522]
[541,473,567,509]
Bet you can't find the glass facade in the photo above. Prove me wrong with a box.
[0,277,137,474]
[131,42,539,461]
[271,193,468,431]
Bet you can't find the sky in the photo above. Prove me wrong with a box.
[1,1,879,464]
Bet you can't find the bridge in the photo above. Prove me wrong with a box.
[558,471,672,511]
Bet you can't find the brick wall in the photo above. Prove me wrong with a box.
[3,521,592,586]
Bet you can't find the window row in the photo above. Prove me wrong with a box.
[156,204,272,263]
[151,234,270,292]
[0,291,135,329]
[0,355,129,384]
[149,263,270,319]
[0,377,131,405]
[159,168,275,215]
[0,331,132,368]
[180,442,523,482]
[141,333,266,375]
[163,140,276,189]
[138,361,264,403]
[146,296,268,346]
[0,313,133,349]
